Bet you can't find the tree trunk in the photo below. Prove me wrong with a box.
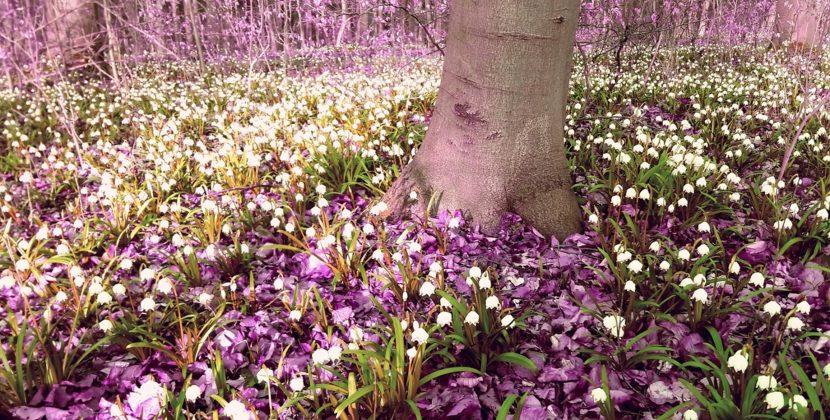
[773,0,821,50]
[184,0,205,68]
[382,0,582,240]
[101,0,121,85]
[45,0,99,70]
[697,0,711,40]
[335,0,348,47]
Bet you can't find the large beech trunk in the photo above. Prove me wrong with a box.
[773,0,821,49]
[382,0,582,240]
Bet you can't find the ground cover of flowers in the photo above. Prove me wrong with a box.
[2,47,830,419]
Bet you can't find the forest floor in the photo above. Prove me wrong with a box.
[1,47,830,419]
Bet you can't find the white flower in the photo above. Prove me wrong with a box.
[256,366,273,384]
[678,249,691,261]
[139,297,156,312]
[411,327,429,344]
[696,244,710,256]
[469,267,482,278]
[19,171,33,184]
[763,301,782,316]
[659,260,671,271]
[590,387,608,404]
[698,222,711,233]
[478,272,492,289]
[112,283,126,296]
[691,288,709,304]
[369,201,388,216]
[56,244,70,255]
[156,277,174,295]
[588,214,599,224]
[786,317,805,332]
[437,311,453,327]
[602,315,626,338]
[790,394,808,410]
[96,291,113,305]
[198,293,213,307]
[501,314,515,328]
[406,347,418,360]
[99,319,114,332]
[638,189,651,200]
[429,261,443,274]
[682,410,699,420]
[627,260,643,273]
[485,295,501,309]
[616,251,632,263]
[119,259,133,270]
[624,281,636,292]
[796,301,811,314]
[440,297,452,308]
[140,268,156,281]
[611,195,622,206]
[749,272,765,287]
[89,281,104,295]
[729,261,740,274]
[289,376,305,392]
[15,259,30,272]
[328,346,343,361]
[464,311,480,326]
[312,348,330,364]
[289,310,302,321]
[649,241,661,252]
[765,391,785,411]
[185,384,201,402]
[727,350,749,372]
[773,218,793,231]
[223,399,255,420]
[55,291,68,303]
[0,276,15,290]
[756,375,778,390]
[448,217,460,228]
[419,281,436,297]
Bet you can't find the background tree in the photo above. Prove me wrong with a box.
[380,0,583,240]
[45,0,99,70]
[773,0,823,49]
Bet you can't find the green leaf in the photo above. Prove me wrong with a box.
[406,399,423,420]
[333,385,373,416]
[418,366,481,387]
[497,394,518,420]
[493,352,538,374]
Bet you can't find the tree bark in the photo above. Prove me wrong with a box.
[773,0,821,50]
[697,0,711,40]
[381,0,582,240]
[45,0,99,69]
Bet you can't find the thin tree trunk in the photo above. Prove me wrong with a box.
[101,0,120,85]
[697,0,711,40]
[382,0,582,240]
[335,0,348,47]
[184,0,205,67]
